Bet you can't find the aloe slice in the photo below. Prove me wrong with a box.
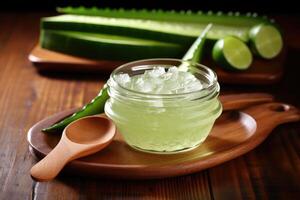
[212,36,253,71]
[249,24,283,59]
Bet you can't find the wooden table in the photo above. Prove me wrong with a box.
[0,12,299,199]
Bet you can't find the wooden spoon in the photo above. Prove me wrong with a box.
[30,115,116,182]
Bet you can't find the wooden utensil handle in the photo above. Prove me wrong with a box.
[220,93,274,111]
[245,102,300,125]
[30,140,71,182]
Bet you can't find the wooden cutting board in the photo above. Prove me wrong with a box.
[29,45,286,84]
[27,102,300,179]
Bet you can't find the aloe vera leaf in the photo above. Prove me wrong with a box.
[182,23,212,63]
[40,29,185,60]
[57,7,271,26]
[42,14,253,43]
[43,86,109,132]
[179,23,212,71]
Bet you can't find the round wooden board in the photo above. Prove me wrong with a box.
[28,103,300,179]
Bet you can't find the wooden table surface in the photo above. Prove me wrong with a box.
[0,12,299,199]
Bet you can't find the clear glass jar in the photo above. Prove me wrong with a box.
[105,58,222,154]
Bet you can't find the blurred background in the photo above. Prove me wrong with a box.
[1,0,299,14]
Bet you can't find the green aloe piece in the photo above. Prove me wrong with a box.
[40,29,185,61]
[182,23,212,62]
[179,23,212,71]
[40,8,276,61]
[43,86,109,132]
[42,9,273,44]
[57,7,271,27]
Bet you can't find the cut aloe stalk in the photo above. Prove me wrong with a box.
[179,23,212,71]
[182,23,213,63]
[57,7,271,27]
[43,86,109,132]
[41,12,271,44]
[40,29,185,60]
[212,36,253,71]
[249,24,283,59]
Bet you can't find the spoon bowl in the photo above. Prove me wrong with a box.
[65,116,114,145]
[30,115,115,182]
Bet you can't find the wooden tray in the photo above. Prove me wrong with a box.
[29,45,286,84]
[27,102,300,179]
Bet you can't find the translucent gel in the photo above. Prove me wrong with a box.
[105,65,222,153]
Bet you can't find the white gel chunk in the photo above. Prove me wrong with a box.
[115,66,203,94]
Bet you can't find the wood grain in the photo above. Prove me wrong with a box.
[0,12,299,199]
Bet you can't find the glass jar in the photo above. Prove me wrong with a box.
[105,58,222,154]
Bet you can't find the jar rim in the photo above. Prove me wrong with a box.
[110,58,218,98]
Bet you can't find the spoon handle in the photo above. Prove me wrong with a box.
[30,140,71,181]
[220,93,274,111]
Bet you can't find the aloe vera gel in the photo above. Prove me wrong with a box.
[105,59,222,153]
